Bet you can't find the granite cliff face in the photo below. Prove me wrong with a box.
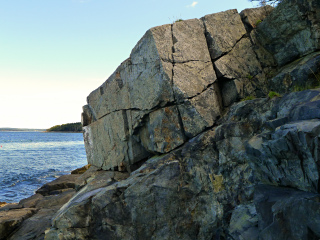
[1,0,320,239]
[49,0,320,239]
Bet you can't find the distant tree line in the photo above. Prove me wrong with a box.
[47,122,82,132]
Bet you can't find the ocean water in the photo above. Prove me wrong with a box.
[0,131,87,203]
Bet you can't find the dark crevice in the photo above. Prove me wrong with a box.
[129,156,152,173]
[97,108,142,121]
[170,23,187,141]
[201,15,249,63]
[122,110,132,172]
[246,28,276,76]
[176,106,187,141]
[176,60,212,64]
[184,81,217,102]
[128,60,159,66]
[157,119,220,156]
[212,33,249,63]
[200,19,225,115]
[241,15,254,33]
[160,57,211,65]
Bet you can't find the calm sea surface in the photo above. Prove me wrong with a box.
[0,131,87,203]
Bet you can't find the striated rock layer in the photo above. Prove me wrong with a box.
[2,0,319,239]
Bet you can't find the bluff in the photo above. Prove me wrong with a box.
[48,0,320,239]
[1,0,320,239]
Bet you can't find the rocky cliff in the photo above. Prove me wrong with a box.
[1,0,320,239]
[49,0,320,239]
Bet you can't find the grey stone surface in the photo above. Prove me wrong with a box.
[254,185,320,240]
[83,111,150,171]
[172,18,211,63]
[36,174,80,196]
[202,9,247,60]
[229,203,259,240]
[240,5,274,30]
[35,90,320,239]
[172,61,216,101]
[214,37,267,105]
[139,106,185,153]
[8,208,59,240]
[3,0,317,239]
[0,208,36,240]
[246,120,320,192]
[254,0,320,67]
[86,27,175,120]
[269,52,320,93]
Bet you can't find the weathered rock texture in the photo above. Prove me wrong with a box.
[0,176,79,240]
[62,0,320,239]
[82,0,320,174]
[3,0,320,239]
[46,88,320,240]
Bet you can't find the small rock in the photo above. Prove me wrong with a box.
[36,174,80,196]
[0,208,36,240]
[71,164,91,174]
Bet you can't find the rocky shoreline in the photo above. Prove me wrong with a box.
[2,0,320,239]
[0,165,92,240]
[2,86,320,240]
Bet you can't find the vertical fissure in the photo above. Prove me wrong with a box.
[201,18,224,111]
[170,23,187,141]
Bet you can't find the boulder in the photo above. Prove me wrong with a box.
[82,17,222,171]
[8,208,60,240]
[70,164,91,174]
[36,174,80,196]
[19,194,43,209]
[0,208,36,240]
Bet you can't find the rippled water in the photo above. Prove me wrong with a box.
[0,131,87,203]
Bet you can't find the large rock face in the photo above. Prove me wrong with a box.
[83,0,320,173]
[82,19,222,171]
[46,89,320,240]
[40,0,320,239]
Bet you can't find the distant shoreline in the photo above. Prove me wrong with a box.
[0,128,45,132]
[0,129,82,133]
[44,131,83,133]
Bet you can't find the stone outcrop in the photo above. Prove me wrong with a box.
[46,89,320,240]
[2,0,320,239]
[82,0,320,175]
[0,175,81,240]
[67,0,320,239]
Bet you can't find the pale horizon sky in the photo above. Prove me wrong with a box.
[0,0,257,129]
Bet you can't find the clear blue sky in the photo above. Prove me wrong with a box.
[0,0,257,129]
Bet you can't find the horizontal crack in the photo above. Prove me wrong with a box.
[160,58,211,65]
[210,34,249,62]
[98,108,143,120]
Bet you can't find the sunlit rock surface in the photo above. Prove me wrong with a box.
[2,0,320,239]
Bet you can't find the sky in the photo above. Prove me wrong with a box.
[0,0,258,129]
